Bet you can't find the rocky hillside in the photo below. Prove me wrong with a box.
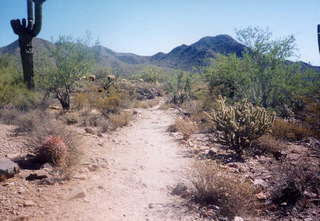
[150,35,246,70]
[1,35,319,72]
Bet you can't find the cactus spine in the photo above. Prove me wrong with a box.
[205,96,275,156]
[10,0,46,89]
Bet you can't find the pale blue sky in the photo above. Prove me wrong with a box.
[1,0,320,65]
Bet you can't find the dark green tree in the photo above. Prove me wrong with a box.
[10,0,46,89]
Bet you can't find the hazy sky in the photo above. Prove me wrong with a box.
[1,0,320,65]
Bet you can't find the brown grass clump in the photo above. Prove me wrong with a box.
[304,100,320,139]
[272,119,313,141]
[191,162,257,218]
[158,103,173,110]
[175,118,198,140]
[254,135,287,157]
[109,111,133,130]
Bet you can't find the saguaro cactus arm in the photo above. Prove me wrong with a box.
[32,0,46,37]
[318,24,320,54]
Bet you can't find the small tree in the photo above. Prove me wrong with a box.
[235,26,297,108]
[39,36,93,110]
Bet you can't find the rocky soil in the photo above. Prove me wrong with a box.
[0,105,201,221]
[1,103,319,221]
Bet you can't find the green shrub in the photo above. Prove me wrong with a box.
[0,55,40,110]
[206,96,275,156]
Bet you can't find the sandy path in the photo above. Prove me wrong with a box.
[42,106,198,221]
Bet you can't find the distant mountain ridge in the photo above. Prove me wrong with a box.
[1,35,319,72]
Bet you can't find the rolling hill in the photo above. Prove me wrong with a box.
[1,35,319,73]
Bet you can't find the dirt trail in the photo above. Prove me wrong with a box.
[43,106,198,221]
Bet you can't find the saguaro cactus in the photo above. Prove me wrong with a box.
[318,25,320,54]
[10,0,46,89]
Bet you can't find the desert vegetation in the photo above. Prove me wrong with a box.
[162,27,320,220]
[0,5,319,219]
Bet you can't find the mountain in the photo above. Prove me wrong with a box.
[150,35,246,69]
[0,38,55,58]
[1,35,319,73]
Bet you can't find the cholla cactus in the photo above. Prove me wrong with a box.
[206,96,275,156]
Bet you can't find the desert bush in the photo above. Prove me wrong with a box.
[302,97,320,138]
[204,27,319,113]
[96,94,122,114]
[109,111,133,130]
[206,96,275,156]
[192,162,257,218]
[272,118,313,141]
[73,92,90,110]
[0,55,41,110]
[79,111,105,127]
[12,110,50,134]
[270,159,320,214]
[175,118,198,140]
[0,106,22,125]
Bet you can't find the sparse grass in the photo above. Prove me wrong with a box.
[133,99,160,109]
[175,117,198,140]
[191,162,257,218]
[253,135,287,156]
[272,119,313,141]
[158,103,173,110]
[109,111,133,130]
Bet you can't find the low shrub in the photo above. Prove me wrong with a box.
[174,118,198,140]
[191,162,257,218]
[12,110,49,134]
[0,106,21,125]
[109,111,133,130]
[97,94,121,114]
[272,119,313,141]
